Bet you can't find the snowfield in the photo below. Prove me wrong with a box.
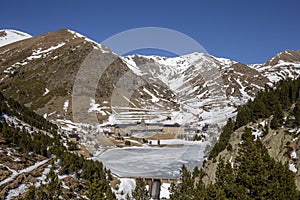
[0,29,31,47]
[113,178,136,200]
[160,183,171,199]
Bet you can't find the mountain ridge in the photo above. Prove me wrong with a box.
[1,28,300,199]
[0,28,299,128]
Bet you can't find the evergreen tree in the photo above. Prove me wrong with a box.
[271,100,284,129]
[132,177,150,200]
[169,77,300,200]
[192,166,200,179]
[215,159,241,199]
[24,186,36,200]
[234,128,299,199]
[209,118,234,159]
[235,105,250,129]
[46,168,62,199]
[88,173,106,199]
[169,165,195,199]
[293,101,300,125]
[205,184,227,200]
[0,91,115,199]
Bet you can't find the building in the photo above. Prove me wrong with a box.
[112,121,183,136]
[68,133,80,142]
[163,123,184,135]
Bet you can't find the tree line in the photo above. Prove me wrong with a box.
[0,91,115,199]
[170,77,300,199]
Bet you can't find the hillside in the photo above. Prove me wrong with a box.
[170,77,300,199]
[1,28,299,130]
[1,28,300,199]
[0,91,115,199]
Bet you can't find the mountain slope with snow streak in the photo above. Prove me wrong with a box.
[120,53,267,126]
[0,28,299,128]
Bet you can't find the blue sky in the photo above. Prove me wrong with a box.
[1,0,299,64]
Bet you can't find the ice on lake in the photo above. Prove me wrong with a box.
[96,141,208,178]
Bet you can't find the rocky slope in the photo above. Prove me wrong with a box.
[0,28,299,129]
[0,29,130,124]
[0,91,114,199]
[202,117,300,190]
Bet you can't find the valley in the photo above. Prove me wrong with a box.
[1,28,300,199]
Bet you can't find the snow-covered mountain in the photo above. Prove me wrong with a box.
[120,54,231,125]
[251,50,300,83]
[0,29,31,47]
[119,53,267,126]
[0,28,299,128]
[2,28,300,199]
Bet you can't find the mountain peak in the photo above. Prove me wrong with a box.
[264,49,300,66]
[0,29,32,47]
[0,28,299,127]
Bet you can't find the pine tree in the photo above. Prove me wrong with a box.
[205,184,227,200]
[88,173,105,199]
[209,118,234,159]
[169,165,195,199]
[235,106,250,129]
[132,177,150,200]
[215,159,242,199]
[234,128,299,199]
[192,166,200,179]
[24,186,36,200]
[252,98,269,120]
[46,168,62,199]
[180,164,194,194]
[105,186,116,200]
[293,101,300,125]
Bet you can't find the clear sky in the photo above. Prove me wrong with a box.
[1,0,299,64]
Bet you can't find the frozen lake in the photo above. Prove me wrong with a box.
[96,141,208,178]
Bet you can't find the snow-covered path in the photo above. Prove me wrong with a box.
[0,158,51,187]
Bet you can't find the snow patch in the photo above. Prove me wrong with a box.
[251,129,263,141]
[63,100,69,113]
[160,183,170,199]
[289,128,300,134]
[291,151,297,159]
[88,98,107,115]
[6,184,28,199]
[114,178,136,200]
[43,88,49,96]
[143,88,159,103]
[0,159,50,187]
[27,42,65,60]
[68,29,111,54]
[0,29,31,47]
[289,163,297,173]
[229,156,234,168]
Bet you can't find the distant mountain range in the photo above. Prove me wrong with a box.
[0,28,300,128]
